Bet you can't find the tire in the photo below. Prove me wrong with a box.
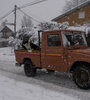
[73,64,90,89]
[24,60,36,77]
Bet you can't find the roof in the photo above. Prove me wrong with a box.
[52,0,90,21]
[0,26,13,33]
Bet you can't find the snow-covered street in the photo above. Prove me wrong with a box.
[0,47,90,100]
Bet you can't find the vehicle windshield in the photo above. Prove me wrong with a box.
[62,31,87,47]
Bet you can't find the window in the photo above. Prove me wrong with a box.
[48,34,61,46]
[79,12,85,19]
[62,32,87,47]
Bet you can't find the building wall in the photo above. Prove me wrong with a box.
[3,32,12,38]
[57,4,90,26]
[1,26,13,38]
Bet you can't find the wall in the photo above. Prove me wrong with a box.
[57,4,90,26]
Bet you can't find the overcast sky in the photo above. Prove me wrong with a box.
[0,0,66,30]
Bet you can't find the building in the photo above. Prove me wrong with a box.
[52,1,90,26]
[0,26,14,38]
[0,26,14,47]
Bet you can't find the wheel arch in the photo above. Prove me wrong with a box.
[23,58,32,64]
[70,61,90,72]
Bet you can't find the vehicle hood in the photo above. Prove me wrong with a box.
[74,48,90,55]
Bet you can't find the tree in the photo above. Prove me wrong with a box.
[63,0,87,13]
[38,21,69,31]
[21,15,33,29]
[20,15,36,44]
[8,36,22,52]
[9,15,35,50]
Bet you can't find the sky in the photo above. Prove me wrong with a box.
[0,0,66,30]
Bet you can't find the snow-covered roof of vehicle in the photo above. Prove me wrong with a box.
[43,29,84,33]
[52,0,90,21]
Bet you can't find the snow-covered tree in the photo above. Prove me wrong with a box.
[17,27,37,43]
[20,15,38,44]
[8,36,22,52]
[8,15,35,50]
[21,15,33,29]
[38,21,69,31]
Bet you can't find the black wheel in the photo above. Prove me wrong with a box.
[47,69,55,73]
[24,60,36,77]
[73,64,90,89]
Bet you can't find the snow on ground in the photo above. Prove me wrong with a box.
[0,47,15,62]
[0,74,79,100]
[0,47,90,100]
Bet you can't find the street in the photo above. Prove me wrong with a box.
[0,47,89,100]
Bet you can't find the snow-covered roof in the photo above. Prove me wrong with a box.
[52,0,90,21]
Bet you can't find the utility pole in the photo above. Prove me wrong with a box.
[14,5,17,34]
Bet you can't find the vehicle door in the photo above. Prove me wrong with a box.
[43,31,66,71]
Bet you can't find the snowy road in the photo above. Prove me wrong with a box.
[0,47,90,100]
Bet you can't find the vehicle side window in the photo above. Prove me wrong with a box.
[48,34,61,46]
